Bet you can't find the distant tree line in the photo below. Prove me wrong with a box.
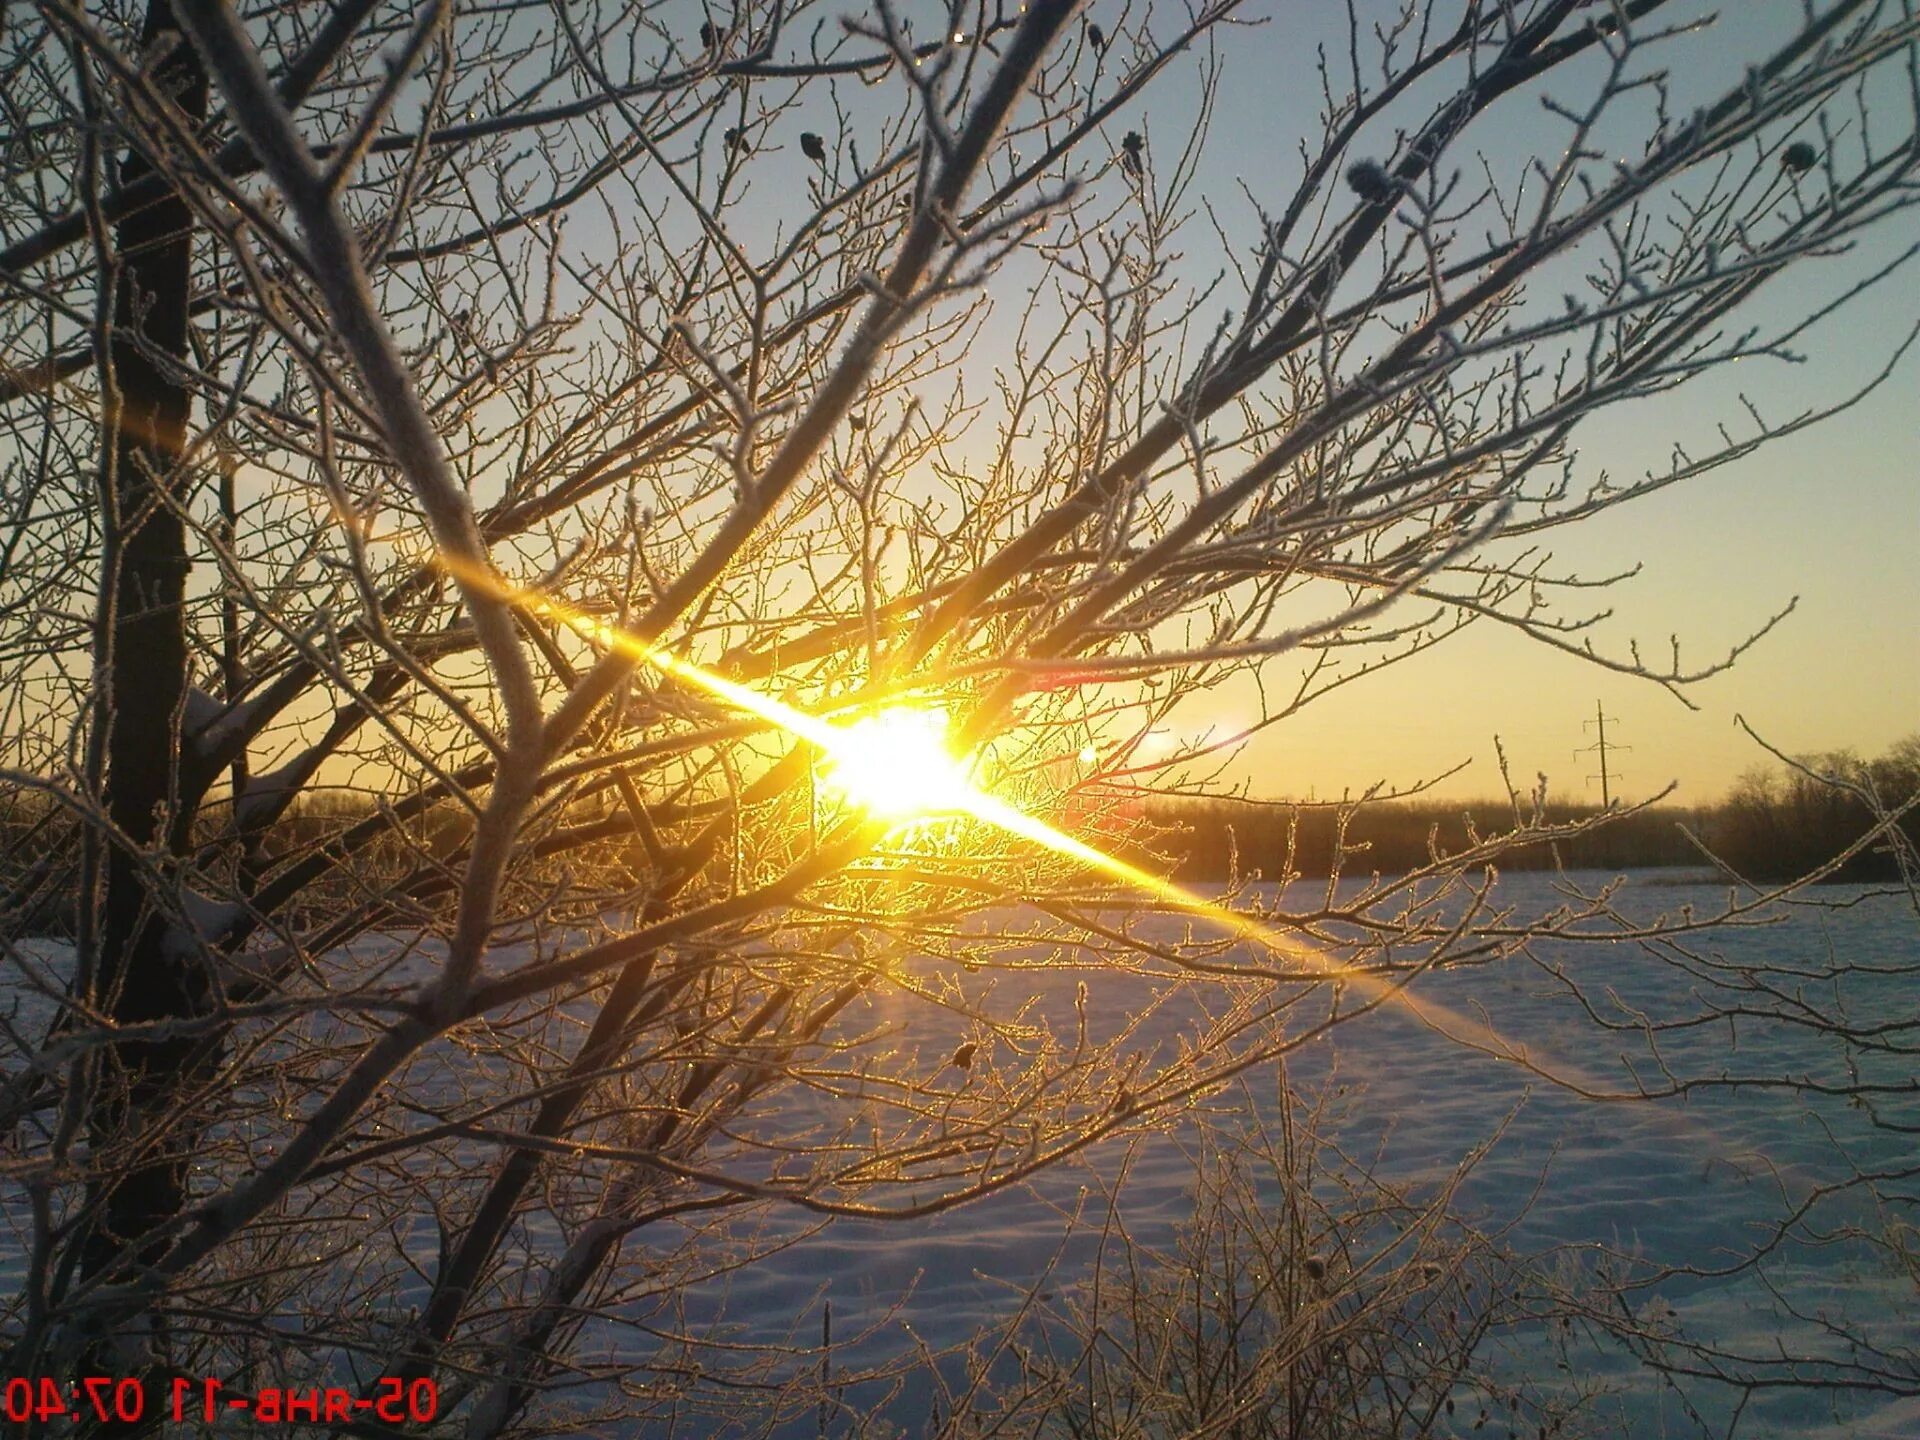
[1143,792,1710,882]
[1712,735,1920,882]
[6,735,1917,939]
[6,736,1915,940]
[1143,735,1920,884]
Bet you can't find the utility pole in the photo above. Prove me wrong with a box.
[1577,701,1629,808]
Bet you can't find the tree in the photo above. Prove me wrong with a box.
[2,1,1917,1434]
[1716,733,1920,879]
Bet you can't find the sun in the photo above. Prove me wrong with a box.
[823,708,976,821]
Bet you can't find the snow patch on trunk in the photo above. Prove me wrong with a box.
[161,886,246,961]
[184,685,278,763]
[233,749,322,831]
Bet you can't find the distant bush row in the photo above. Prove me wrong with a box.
[1143,735,1920,884]
[3,739,1915,937]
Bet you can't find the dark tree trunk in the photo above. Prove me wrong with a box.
[81,0,211,1295]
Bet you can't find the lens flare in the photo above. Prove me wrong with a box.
[422,550,1535,1061]
[406,549,1763,1175]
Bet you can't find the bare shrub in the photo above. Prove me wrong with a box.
[1005,1086,1598,1440]
[0,2,1916,1435]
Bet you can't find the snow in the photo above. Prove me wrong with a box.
[181,684,260,760]
[181,685,225,739]
[183,685,293,767]
[232,750,322,830]
[160,887,247,960]
[4,873,1915,1437]
[686,874,1920,1437]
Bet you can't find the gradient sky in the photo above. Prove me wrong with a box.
[1122,1,1920,804]
[342,0,1916,810]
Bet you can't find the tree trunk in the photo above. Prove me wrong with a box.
[81,0,210,1299]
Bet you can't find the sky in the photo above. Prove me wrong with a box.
[1197,353,1920,805]
[1115,1,1920,805]
[412,0,1915,810]
[109,0,1912,811]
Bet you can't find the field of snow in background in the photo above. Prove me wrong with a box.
[4,872,1916,1438]
[700,872,1920,1439]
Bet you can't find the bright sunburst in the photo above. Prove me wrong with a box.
[823,709,974,820]
[424,548,1547,1074]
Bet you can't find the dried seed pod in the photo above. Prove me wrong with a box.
[1346,159,1396,203]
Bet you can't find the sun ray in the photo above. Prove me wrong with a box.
[420,552,1533,1065]
[455,558,1803,1186]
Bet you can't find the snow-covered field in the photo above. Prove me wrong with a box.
[698,872,1920,1438]
[5,872,1916,1438]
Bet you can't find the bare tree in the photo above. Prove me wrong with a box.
[2,0,1917,1434]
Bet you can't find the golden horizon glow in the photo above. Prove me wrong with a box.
[439,555,1389,953]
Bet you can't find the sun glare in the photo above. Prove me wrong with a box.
[417,549,1642,1109]
[823,709,974,820]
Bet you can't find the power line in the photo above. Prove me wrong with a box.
[1576,701,1630,808]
